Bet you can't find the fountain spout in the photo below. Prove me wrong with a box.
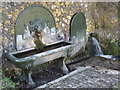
[87,34,103,56]
[90,37,103,55]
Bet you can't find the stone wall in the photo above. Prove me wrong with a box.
[94,2,119,56]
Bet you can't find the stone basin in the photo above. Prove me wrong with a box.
[6,41,74,69]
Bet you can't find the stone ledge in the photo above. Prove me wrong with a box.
[35,66,90,89]
[34,66,120,88]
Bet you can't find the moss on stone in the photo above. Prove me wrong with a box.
[101,38,120,56]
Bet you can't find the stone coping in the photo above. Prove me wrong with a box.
[34,66,91,89]
[34,66,90,89]
[34,65,120,89]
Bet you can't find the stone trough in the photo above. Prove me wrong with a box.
[5,5,87,86]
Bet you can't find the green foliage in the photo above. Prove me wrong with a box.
[110,39,118,46]
[1,68,19,88]
[95,23,99,29]
[96,2,103,7]
[2,77,18,88]
[102,39,120,56]
[103,25,112,30]
[117,82,120,89]
[112,82,120,90]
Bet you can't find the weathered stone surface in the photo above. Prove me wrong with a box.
[37,66,120,88]
[0,2,118,57]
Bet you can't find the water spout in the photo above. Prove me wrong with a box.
[88,36,103,55]
[67,35,119,66]
[88,36,119,60]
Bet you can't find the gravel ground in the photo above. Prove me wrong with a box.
[36,66,120,88]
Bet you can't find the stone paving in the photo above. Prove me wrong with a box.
[36,66,120,88]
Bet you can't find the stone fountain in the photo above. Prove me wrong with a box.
[5,5,87,86]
